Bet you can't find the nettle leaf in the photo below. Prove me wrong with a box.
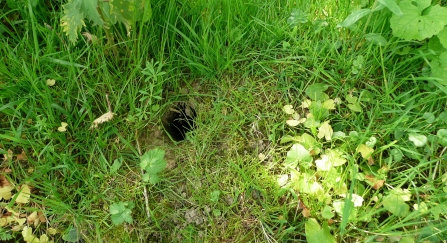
[437,129,447,146]
[390,0,447,41]
[110,201,134,225]
[408,133,427,147]
[285,144,313,168]
[305,218,336,243]
[337,9,372,28]
[61,0,86,44]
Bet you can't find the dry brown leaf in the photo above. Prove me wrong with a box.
[27,212,38,225]
[90,111,115,129]
[302,208,311,218]
[16,150,27,161]
[38,212,46,223]
[365,174,385,190]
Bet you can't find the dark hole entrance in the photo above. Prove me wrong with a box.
[162,102,197,141]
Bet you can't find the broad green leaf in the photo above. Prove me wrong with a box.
[408,133,427,147]
[390,0,447,41]
[305,218,336,243]
[357,144,374,159]
[305,83,328,101]
[422,112,435,124]
[110,158,123,173]
[346,95,362,112]
[81,0,103,26]
[378,0,403,16]
[110,0,135,33]
[321,206,334,219]
[438,27,447,48]
[61,0,86,44]
[337,9,372,28]
[138,0,152,23]
[310,101,329,120]
[382,194,409,217]
[62,228,81,242]
[400,237,415,243]
[140,148,166,174]
[363,33,388,46]
[280,135,299,144]
[431,51,447,82]
[317,121,333,141]
[303,114,321,129]
[390,148,403,162]
[210,190,221,203]
[437,129,447,146]
[285,144,313,168]
[110,202,134,225]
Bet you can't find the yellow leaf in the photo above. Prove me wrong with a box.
[0,186,14,200]
[57,122,68,132]
[22,226,38,242]
[90,111,115,129]
[357,144,374,159]
[286,119,300,127]
[317,121,333,141]
[15,184,31,204]
[323,99,335,110]
[283,105,295,114]
[46,79,56,86]
[301,99,312,108]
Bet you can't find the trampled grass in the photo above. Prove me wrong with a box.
[1,0,447,242]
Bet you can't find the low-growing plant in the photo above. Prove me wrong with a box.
[60,0,152,46]
[338,0,447,84]
[281,83,447,242]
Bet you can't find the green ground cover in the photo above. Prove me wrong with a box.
[1,0,447,242]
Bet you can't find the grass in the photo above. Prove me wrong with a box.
[1,0,447,242]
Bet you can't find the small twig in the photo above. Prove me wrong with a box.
[135,129,152,223]
[105,93,112,112]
